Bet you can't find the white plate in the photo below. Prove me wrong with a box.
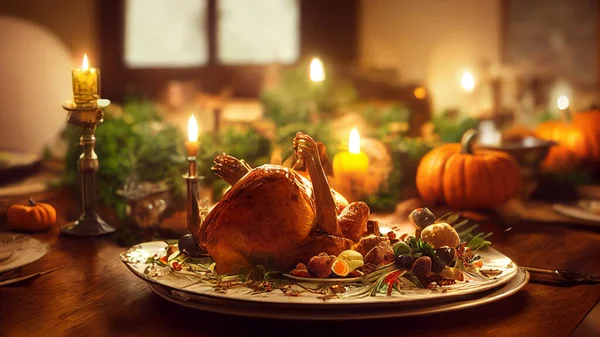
[553,203,600,225]
[0,233,48,273]
[145,268,529,319]
[122,241,520,307]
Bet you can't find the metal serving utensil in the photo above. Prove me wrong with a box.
[521,266,600,283]
[0,265,66,287]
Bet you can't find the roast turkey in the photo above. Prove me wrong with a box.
[192,132,370,274]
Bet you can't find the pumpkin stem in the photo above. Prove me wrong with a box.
[28,198,36,206]
[460,129,478,154]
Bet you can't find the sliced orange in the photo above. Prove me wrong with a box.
[331,259,350,277]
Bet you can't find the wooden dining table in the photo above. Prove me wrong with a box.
[1,186,599,337]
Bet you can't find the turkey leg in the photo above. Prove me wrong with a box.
[294,132,342,237]
[212,154,252,186]
[338,202,370,242]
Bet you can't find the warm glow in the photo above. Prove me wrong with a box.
[461,71,475,92]
[478,120,501,145]
[414,87,426,99]
[187,114,198,142]
[309,57,325,82]
[379,226,392,235]
[81,54,89,70]
[557,95,570,110]
[348,127,361,154]
[523,136,537,147]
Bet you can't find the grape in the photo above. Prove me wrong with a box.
[395,254,415,269]
[431,257,446,273]
[178,234,205,257]
[393,242,411,256]
[435,247,456,265]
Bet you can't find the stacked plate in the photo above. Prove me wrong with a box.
[121,241,529,319]
[0,233,48,274]
[554,199,600,226]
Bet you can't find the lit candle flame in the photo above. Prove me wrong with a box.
[188,114,198,142]
[557,95,569,110]
[461,71,475,92]
[81,54,89,70]
[349,127,361,154]
[414,86,426,99]
[310,57,325,82]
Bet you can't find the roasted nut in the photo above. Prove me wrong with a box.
[295,263,307,270]
[411,256,432,280]
[290,268,310,278]
[307,253,335,278]
[330,285,346,294]
[353,234,390,256]
[364,242,395,267]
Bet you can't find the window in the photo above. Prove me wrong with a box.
[218,0,299,64]
[100,0,358,100]
[124,0,299,67]
[125,0,209,68]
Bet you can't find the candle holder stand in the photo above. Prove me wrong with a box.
[185,157,202,235]
[178,156,210,257]
[61,99,116,236]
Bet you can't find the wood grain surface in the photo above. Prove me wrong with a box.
[0,188,599,337]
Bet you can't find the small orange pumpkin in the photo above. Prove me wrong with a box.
[416,130,521,210]
[536,109,600,171]
[7,199,57,232]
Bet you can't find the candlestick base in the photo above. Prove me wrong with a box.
[61,213,116,236]
[62,98,114,237]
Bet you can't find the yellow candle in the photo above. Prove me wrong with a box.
[71,54,99,107]
[332,127,369,201]
[186,114,199,157]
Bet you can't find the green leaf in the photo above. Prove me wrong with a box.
[436,213,453,222]
[402,272,424,288]
[458,224,481,241]
[452,219,470,231]
[467,233,492,251]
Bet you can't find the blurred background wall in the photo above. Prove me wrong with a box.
[359,0,502,113]
[1,0,599,153]
[0,0,98,66]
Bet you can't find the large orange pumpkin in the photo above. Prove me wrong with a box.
[416,130,521,210]
[536,109,600,171]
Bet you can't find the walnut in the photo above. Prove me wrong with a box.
[364,242,394,267]
[353,234,390,256]
[307,253,335,278]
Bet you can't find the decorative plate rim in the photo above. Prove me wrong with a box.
[145,268,530,319]
[122,241,519,306]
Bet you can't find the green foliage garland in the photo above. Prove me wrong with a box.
[61,100,187,219]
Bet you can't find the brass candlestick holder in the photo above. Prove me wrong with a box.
[61,99,116,236]
[185,157,202,235]
[178,156,209,257]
